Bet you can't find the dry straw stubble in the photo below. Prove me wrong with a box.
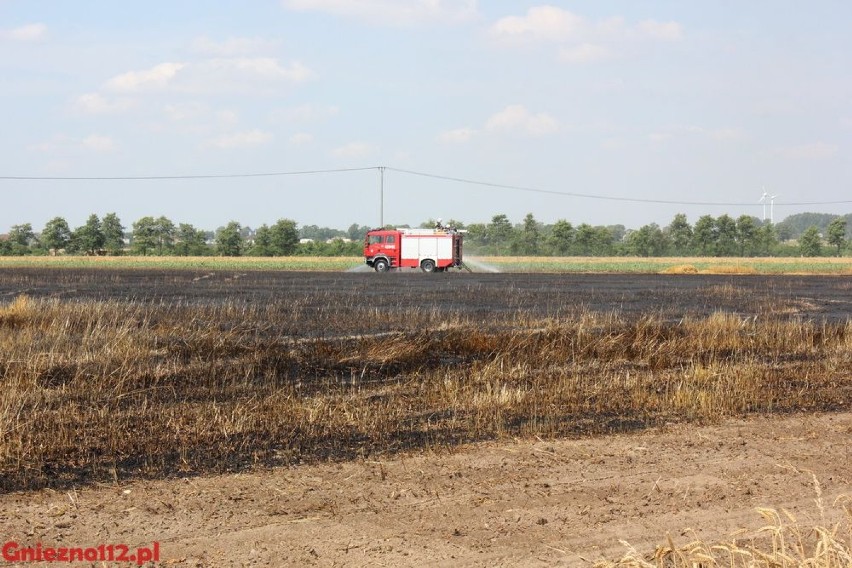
[1,291,851,492]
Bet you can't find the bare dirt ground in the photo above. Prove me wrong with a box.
[2,411,849,567]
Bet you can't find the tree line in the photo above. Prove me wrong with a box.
[0,214,366,257]
[459,212,848,257]
[0,212,848,257]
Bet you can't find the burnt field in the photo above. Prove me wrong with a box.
[1,268,851,324]
[0,268,851,492]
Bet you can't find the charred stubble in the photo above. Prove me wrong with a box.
[0,271,850,491]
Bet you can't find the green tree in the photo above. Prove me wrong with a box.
[131,216,158,256]
[175,223,208,256]
[465,223,488,250]
[152,216,176,255]
[574,223,597,256]
[250,224,273,256]
[756,222,778,256]
[715,214,738,256]
[692,215,715,256]
[102,213,125,255]
[799,226,822,257]
[327,238,359,256]
[216,221,243,256]
[776,223,794,242]
[665,214,692,255]
[547,219,575,255]
[347,223,370,242]
[826,217,847,256]
[269,219,298,255]
[735,215,758,256]
[74,214,105,255]
[606,225,626,244]
[627,223,668,257]
[592,226,615,255]
[41,217,71,254]
[7,223,37,255]
[775,212,837,241]
[488,214,514,255]
[8,223,36,247]
[515,213,540,255]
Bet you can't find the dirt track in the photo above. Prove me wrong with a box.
[1,412,849,567]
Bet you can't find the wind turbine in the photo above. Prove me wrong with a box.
[768,193,778,223]
[759,188,778,223]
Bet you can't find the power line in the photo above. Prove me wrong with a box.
[0,166,379,181]
[386,167,852,207]
[2,164,851,207]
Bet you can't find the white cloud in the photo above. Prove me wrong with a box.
[775,142,838,160]
[485,105,558,136]
[163,102,209,122]
[207,129,273,149]
[332,141,375,158]
[29,133,116,153]
[491,6,584,44]
[559,43,610,64]
[636,19,683,41]
[105,62,185,92]
[216,110,240,126]
[648,131,673,143]
[600,137,625,150]
[103,59,313,97]
[28,135,71,153]
[157,104,240,136]
[753,99,796,116]
[4,23,47,41]
[204,58,315,83]
[648,125,746,143]
[44,159,73,173]
[710,128,746,141]
[438,127,476,144]
[274,103,340,122]
[191,35,278,56]
[81,134,116,153]
[74,93,135,114]
[282,0,478,26]
[442,106,557,142]
[288,132,314,146]
[490,6,684,63]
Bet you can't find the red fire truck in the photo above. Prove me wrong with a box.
[364,227,464,272]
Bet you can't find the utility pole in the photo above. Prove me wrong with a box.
[379,166,385,228]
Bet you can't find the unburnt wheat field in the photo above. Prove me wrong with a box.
[1,269,850,492]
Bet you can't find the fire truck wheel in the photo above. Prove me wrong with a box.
[420,259,437,273]
[374,259,390,272]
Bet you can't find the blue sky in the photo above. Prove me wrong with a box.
[2,1,850,233]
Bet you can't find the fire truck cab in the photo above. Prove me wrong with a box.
[364,227,463,273]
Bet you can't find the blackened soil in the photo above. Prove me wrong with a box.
[0,268,849,322]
